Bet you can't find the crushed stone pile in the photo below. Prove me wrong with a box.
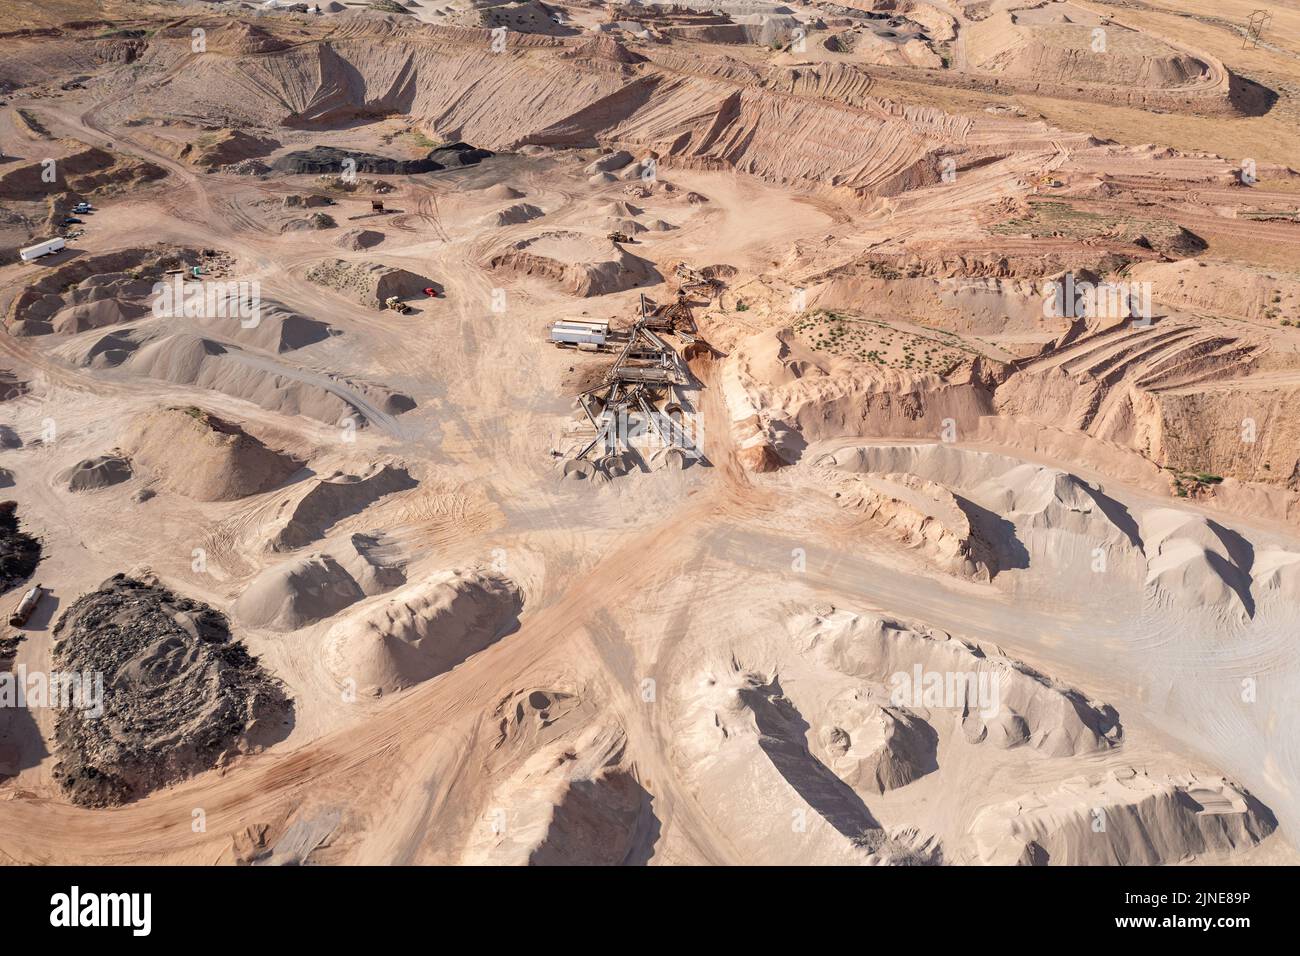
[0,500,41,593]
[51,575,292,807]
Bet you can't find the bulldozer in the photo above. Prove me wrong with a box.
[384,296,412,315]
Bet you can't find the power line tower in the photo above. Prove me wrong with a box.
[1244,9,1272,49]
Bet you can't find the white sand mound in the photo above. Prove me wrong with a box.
[152,288,335,354]
[267,463,417,552]
[973,769,1276,865]
[234,532,406,631]
[50,297,150,336]
[59,328,409,429]
[324,567,523,696]
[461,721,651,865]
[823,444,1144,579]
[235,552,366,631]
[59,453,132,492]
[820,469,998,580]
[817,688,937,795]
[338,531,406,595]
[1139,508,1252,614]
[122,407,300,501]
[1252,549,1300,600]
[792,608,1122,757]
[646,219,677,232]
[488,202,545,226]
[603,200,643,217]
[483,182,525,200]
[671,659,936,864]
[587,172,617,186]
[603,217,646,235]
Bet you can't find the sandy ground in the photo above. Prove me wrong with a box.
[0,1,1299,865]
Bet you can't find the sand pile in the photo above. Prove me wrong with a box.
[483,183,524,200]
[60,328,405,429]
[144,128,278,171]
[973,770,1276,865]
[194,21,292,55]
[817,688,938,795]
[604,217,646,235]
[281,212,337,232]
[1139,508,1253,615]
[0,501,41,593]
[7,245,202,337]
[235,552,365,631]
[122,407,301,501]
[339,532,407,594]
[228,299,336,354]
[235,533,406,631]
[335,228,385,250]
[267,464,417,552]
[461,722,651,865]
[672,659,937,864]
[793,608,1122,757]
[306,259,434,308]
[0,143,165,202]
[59,453,133,492]
[488,231,660,297]
[50,575,291,807]
[323,567,523,696]
[820,469,998,580]
[488,202,544,226]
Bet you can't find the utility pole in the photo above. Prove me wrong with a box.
[1244,10,1271,49]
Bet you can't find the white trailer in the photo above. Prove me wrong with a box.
[19,237,66,262]
[550,320,609,347]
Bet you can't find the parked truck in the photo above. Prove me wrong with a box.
[19,237,66,262]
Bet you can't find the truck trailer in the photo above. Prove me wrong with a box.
[19,237,66,262]
[550,320,609,348]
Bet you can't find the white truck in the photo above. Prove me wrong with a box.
[19,237,66,262]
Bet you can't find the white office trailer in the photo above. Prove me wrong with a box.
[550,319,609,347]
[19,237,66,262]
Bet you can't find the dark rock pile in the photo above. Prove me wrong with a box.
[0,500,40,593]
[51,575,292,806]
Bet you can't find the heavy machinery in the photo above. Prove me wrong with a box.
[607,231,635,244]
[384,296,412,314]
[561,317,701,479]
